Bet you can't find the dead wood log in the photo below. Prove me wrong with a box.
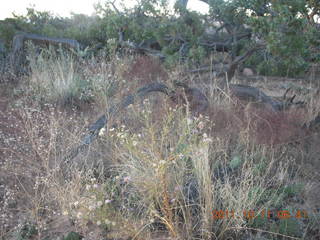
[63,82,210,163]
[223,84,305,112]
[63,82,175,163]
[173,81,209,114]
[63,80,312,164]
[10,33,80,75]
[227,84,285,111]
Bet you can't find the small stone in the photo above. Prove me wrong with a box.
[243,68,254,76]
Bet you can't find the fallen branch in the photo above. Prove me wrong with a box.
[10,33,80,75]
[63,82,175,163]
[189,43,266,81]
[228,84,285,111]
[63,81,314,164]
[118,29,165,59]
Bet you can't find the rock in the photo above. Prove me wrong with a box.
[243,68,254,76]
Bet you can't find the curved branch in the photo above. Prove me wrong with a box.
[120,39,165,59]
[226,43,265,81]
[63,82,175,162]
[10,33,80,75]
[63,79,315,163]
[228,84,284,111]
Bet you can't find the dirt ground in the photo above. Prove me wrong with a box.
[1,74,320,239]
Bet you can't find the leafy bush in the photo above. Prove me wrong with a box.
[1,1,319,76]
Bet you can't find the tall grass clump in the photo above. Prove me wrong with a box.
[2,53,317,239]
[27,43,91,105]
[26,42,131,111]
[94,97,305,239]
[4,90,308,239]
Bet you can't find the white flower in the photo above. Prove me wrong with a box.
[98,127,106,136]
[132,140,138,146]
[97,220,101,226]
[178,153,184,159]
[96,201,103,207]
[202,133,213,143]
[203,138,212,143]
[109,128,115,132]
[62,210,68,216]
[159,160,166,165]
[77,212,83,219]
[73,201,79,207]
[198,121,205,130]
[105,219,111,224]
[123,176,131,183]
[117,132,122,138]
[105,199,112,204]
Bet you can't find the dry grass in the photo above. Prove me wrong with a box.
[1,52,320,240]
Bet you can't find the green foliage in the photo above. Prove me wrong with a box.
[250,209,304,238]
[95,0,206,64]
[14,223,37,240]
[0,8,105,49]
[0,18,23,49]
[282,183,304,197]
[208,0,319,76]
[229,155,243,170]
[1,0,319,76]
[63,232,82,240]
[271,216,303,238]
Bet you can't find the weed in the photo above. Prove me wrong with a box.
[1,51,320,240]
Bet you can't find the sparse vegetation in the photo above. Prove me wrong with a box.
[1,0,320,239]
[1,49,320,239]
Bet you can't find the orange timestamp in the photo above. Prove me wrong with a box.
[212,209,309,220]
